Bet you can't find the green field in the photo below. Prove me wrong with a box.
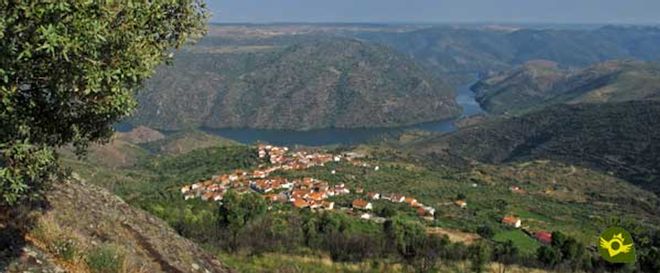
[493,230,541,254]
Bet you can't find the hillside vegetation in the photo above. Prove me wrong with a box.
[411,101,660,195]
[473,60,660,113]
[60,134,660,272]
[131,38,460,131]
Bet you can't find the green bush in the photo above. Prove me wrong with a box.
[53,239,78,262]
[86,245,125,273]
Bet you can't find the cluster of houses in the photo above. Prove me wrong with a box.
[179,144,440,223]
[179,144,560,244]
[363,192,437,219]
[181,145,383,214]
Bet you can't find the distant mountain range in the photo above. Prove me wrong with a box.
[130,24,660,131]
[131,38,459,131]
[473,60,660,113]
[358,25,660,82]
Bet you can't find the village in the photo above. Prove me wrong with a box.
[180,144,554,245]
[180,144,438,222]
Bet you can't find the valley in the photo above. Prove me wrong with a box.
[4,19,660,273]
[55,125,660,272]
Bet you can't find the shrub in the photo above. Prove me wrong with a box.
[86,244,126,273]
[53,239,78,262]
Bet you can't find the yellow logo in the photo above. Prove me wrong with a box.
[600,233,633,257]
[598,227,636,263]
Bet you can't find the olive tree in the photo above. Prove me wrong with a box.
[0,1,209,205]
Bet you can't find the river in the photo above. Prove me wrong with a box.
[201,80,484,146]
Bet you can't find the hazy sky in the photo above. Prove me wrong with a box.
[208,0,660,24]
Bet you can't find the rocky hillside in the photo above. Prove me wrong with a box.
[131,38,460,131]
[1,179,231,273]
[411,101,660,195]
[473,60,660,114]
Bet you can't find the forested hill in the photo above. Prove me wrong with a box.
[472,60,660,114]
[130,38,460,131]
[411,101,660,195]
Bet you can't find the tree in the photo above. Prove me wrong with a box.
[384,217,427,267]
[379,206,397,218]
[548,231,583,268]
[302,213,320,247]
[477,225,495,239]
[493,240,519,273]
[415,234,450,273]
[559,237,583,267]
[537,245,560,267]
[551,231,567,249]
[468,241,492,273]
[495,199,508,211]
[640,247,660,273]
[0,1,209,206]
[217,191,267,252]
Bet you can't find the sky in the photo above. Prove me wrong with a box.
[208,0,660,25]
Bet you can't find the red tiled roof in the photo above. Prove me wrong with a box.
[293,199,308,208]
[502,216,520,225]
[534,231,552,244]
[352,199,369,209]
[308,192,326,201]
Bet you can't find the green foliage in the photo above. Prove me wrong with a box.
[217,191,267,230]
[131,38,460,131]
[53,239,79,262]
[536,245,561,267]
[493,230,540,254]
[474,60,660,114]
[384,217,426,262]
[548,231,584,268]
[217,191,267,252]
[416,100,660,195]
[468,241,491,273]
[65,129,660,271]
[0,141,56,205]
[493,240,520,266]
[477,225,495,239]
[86,244,125,273]
[0,0,209,205]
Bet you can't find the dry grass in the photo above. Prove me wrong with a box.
[426,227,481,245]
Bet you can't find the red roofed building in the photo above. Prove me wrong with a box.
[308,191,327,201]
[201,192,214,201]
[292,199,309,209]
[322,201,335,210]
[212,193,224,202]
[263,194,278,202]
[352,199,373,210]
[502,216,522,228]
[391,194,405,203]
[366,192,380,200]
[534,231,552,244]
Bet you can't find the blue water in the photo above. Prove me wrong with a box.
[202,80,483,146]
[117,80,483,146]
